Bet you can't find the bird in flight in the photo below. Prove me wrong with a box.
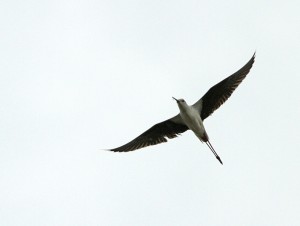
[107,53,256,164]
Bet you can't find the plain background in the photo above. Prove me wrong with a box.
[1,0,300,225]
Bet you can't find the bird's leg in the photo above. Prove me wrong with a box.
[205,140,223,165]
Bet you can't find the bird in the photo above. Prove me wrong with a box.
[107,53,256,164]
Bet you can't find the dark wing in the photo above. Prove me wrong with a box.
[108,116,188,152]
[193,52,255,120]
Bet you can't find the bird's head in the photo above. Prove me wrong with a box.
[172,97,187,108]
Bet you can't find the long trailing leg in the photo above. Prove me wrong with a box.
[205,140,223,165]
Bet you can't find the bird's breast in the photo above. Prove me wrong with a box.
[180,107,205,134]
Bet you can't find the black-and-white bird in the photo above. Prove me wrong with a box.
[107,53,255,164]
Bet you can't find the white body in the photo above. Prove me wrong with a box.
[173,98,223,164]
[176,100,209,142]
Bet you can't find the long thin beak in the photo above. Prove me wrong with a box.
[172,97,178,102]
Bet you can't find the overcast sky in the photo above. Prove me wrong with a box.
[1,0,300,225]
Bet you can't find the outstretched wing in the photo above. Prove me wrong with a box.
[193,53,255,120]
[108,115,188,152]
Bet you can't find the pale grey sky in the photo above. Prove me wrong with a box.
[1,0,300,225]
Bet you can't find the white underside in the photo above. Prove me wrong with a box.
[179,105,208,141]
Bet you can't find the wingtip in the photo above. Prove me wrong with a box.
[102,148,115,152]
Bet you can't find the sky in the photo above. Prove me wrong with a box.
[1,0,300,225]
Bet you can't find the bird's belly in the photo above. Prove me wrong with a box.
[180,110,208,141]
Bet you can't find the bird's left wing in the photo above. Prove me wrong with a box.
[108,115,188,152]
[193,53,255,121]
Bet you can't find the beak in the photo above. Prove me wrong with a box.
[172,97,179,102]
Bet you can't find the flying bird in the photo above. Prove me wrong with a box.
[107,53,256,164]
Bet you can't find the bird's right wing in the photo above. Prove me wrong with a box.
[108,115,188,152]
[193,53,256,121]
